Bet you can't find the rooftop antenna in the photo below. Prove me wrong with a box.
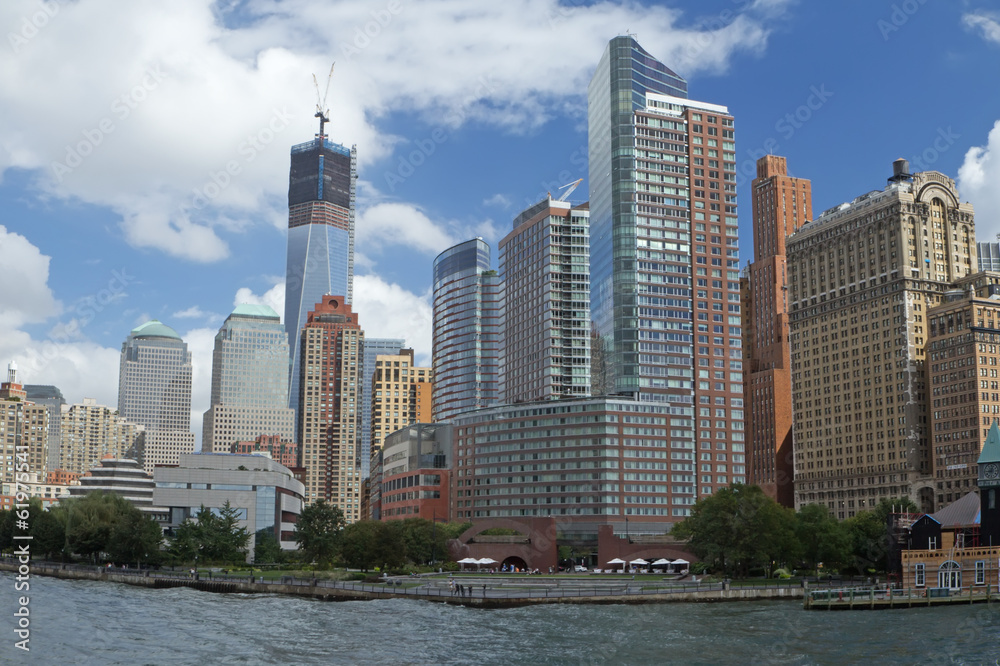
[313,63,335,140]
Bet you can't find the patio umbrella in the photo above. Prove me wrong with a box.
[606,558,626,570]
[457,557,478,570]
[672,558,689,565]
[477,558,497,567]
[651,558,672,567]
[629,558,648,566]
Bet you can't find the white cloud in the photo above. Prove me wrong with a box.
[483,193,511,208]
[0,0,788,262]
[356,202,458,256]
[173,306,217,320]
[353,274,433,366]
[963,12,1000,44]
[0,225,61,328]
[959,120,1000,240]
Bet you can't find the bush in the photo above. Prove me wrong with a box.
[690,562,709,575]
[772,568,792,579]
[441,561,459,572]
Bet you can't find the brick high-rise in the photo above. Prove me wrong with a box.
[745,156,812,507]
[297,296,363,519]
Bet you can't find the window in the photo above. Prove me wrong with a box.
[915,563,925,587]
[976,560,985,585]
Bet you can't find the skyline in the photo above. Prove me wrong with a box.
[2,1,1000,445]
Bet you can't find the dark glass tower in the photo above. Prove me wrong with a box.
[284,131,357,428]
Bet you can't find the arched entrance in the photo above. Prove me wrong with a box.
[502,556,527,572]
[938,561,961,590]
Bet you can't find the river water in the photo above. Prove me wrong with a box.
[2,573,999,664]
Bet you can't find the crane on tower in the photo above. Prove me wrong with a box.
[313,63,335,139]
[554,178,584,202]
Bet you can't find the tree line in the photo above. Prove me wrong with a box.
[671,484,918,578]
[0,493,470,571]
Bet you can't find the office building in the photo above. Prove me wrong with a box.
[231,434,299,470]
[377,423,451,521]
[58,398,145,476]
[370,349,433,465]
[202,305,295,453]
[977,242,1000,272]
[745,156,813,507]
[154,452,305,555]
[298,296,363,520]
[68,456,164,518]
[787,160,976,516]
[24,385,64,474]
[360,337,404,478]
[432,238,502,422]
[118,320,195,473]
[499,196,591,403]
[284,124,358,432]
[0,362,49,485]
[588,35,743,507]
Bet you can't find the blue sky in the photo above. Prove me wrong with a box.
[2,0,1000,437]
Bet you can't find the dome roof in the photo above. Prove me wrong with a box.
[130,319,181,340]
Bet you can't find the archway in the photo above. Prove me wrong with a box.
[502,556,527,572]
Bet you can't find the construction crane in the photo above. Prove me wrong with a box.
[313,63,335,139]
[554,178,583,202]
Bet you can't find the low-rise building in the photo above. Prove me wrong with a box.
[68,456,165,520]
[153,453,305,557]
[378,423,451,521]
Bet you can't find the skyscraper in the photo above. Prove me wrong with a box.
[284,125,357,433]
[58,398,145,476]
[202,305,296,453]
[588,36,745,504]
[370,349,433,464]
[1,363,49,485]
[431,238,502,422]
[24,384,64,476]
[118,320,195,473]
[360,337,404,478]
[787,161,975,516]
[298,296,363,518]
[745,156,812,507]
[499,196,592,403]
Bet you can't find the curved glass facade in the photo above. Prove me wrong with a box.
[432,239,501,422]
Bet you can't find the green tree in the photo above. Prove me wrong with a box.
[167,502,250,566]
[844,496,918,573]
[0,509,14,554]
[61,492,135,562]
[795,504,850,574]
[28,499,66,560]
[108,509,163,567]
[340,520,380,571]
[292,500,346,568]
[672,484,799,577]
[253,528,283,565]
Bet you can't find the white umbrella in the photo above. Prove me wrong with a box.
[477,557,497,565]
[606,558,626,564]
[672,558,689,565]
[629,558,648,566]
[651,558,672,566]
[457,557,478,563]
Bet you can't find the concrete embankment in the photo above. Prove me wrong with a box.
[0,561,805,608]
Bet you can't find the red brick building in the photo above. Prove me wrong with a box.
[230,434,298,470]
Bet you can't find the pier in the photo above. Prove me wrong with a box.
[804,586,998,610]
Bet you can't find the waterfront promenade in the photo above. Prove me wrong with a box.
[805,585,1000,610]
[0,559,856,608]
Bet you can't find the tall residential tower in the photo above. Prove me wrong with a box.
[587,36,745,507]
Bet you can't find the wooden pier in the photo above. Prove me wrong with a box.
[804,586,997,610]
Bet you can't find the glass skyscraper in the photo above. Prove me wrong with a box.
[432,238,502,422]
[284,134,358,433]
[588,36,745,512]
[202,304,295,453]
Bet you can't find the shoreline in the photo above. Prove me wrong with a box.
[0,561,808,608]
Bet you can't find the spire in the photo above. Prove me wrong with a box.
[978,421,1000,465]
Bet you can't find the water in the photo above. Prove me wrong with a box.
[2,573,999,665]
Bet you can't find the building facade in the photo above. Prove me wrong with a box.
[450,397,746,534]
[153,453,305,554]
[230,434,298,470]
[977,242,1000,272]
[202,305,295,453]
[58,398,145,476]
[378,423,451,521]
[68,457,163,518]
[298,296,364,520]
[370,349,432,466]
[499,197,592,403]
[926,274,1000,507]
[24,385,64,475]
[432,238,502,422]
[745,156,813,507]
[359,337,404,478]
[284,132,358,431]
[787,161,976,516]
[587,35,744,510]
[1,363,49,485]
